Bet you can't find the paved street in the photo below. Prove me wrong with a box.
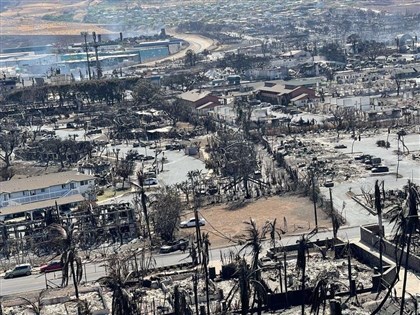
[0,226,362,296]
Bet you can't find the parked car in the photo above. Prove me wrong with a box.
[142,155,155,161]
[372,166,389,173]
[323,179,334,188]
[144,178,158,185]
[355,154,370,161]
[160,239,189,253]
[4,264,32,279]
[40,261,63,273]
[371,157,382,166]
[334,144,347,149]
[180,217,205,228]
[363,158,372,165]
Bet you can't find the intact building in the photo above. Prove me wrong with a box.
[0,171,95,221]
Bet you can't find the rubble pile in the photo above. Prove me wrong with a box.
[264,253,373,294]
[2,286,106,315]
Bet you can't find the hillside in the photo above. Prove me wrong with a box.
[0,0,112,36]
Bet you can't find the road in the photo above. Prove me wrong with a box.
[0,226,362,296]
[133,30,215,68]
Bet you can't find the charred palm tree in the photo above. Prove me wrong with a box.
[310,273,329,315]
[372,182,419,314]
[374,180,384,278]
[223,256,252,315]
[399,183,419,315]
[132,170,151,244]
[267,219,284,292]
[238,257,251,315]
[98,255,138,315]
[201,232,211,315]
[16,289,46,315]
[173,284,189,315]
[296,235,309,315]
[48,223,83,299]
[240,219,268,315]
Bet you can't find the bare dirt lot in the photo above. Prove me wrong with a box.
[180,195,331,247]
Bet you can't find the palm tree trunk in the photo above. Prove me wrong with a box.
[204,261,210,315]
[244,177,250,199]
[284,252,288,307]
[371,239,406,314]
[70,261,79,299]
[174,285,181,315]
[194,207,202,265]
[379,238,383,279]
[301,267,306,315]
[193,272,199,315]
[399,231,412,315]
[279,262,283,293]
[141,190,152,244]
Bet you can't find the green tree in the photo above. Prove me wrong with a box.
[185,49,197,67]
[132,80,161,105]
[319,42,346,63]
[115,159,134,189]
[152,186,183,242]
[357,40,390,61]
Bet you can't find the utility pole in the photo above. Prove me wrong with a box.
[311,170,318,232]
[92,32,102,79]
[81,32,91,80]
[329,187,337,240]
[194,199,202,265]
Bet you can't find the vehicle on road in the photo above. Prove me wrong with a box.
[354,154,370,161]
[144,178,158,185]
[160,239,189,253]
[372,166,389,173]
[334,144,347,149]
[40,261,63,273]
[4,264,32,279]
[180,217,205,228]
[323,179,334,187]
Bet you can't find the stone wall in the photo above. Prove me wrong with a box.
[360,224,420,273]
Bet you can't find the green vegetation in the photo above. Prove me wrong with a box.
[42,13,75,22]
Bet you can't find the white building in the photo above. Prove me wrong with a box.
[0,171,95,221]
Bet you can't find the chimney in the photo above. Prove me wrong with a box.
[98,34,102,43]
[120,32,123,41]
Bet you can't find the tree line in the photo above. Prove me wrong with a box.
[1,78,157,108]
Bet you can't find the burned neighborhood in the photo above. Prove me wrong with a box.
[0,0,419,314]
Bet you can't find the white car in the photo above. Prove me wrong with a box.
[144,178,158,185]
[180,217,206,228]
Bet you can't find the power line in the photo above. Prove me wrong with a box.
[197,211,239,244]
